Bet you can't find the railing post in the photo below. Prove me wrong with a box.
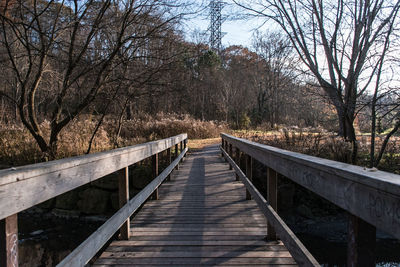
[347,214,376,267]
[267,167,277,241]
[151,153,159,200]
[235,147,240,181]
[228,144,233,170]
[180,141,183,162]
[183,139,187,158]
[222,140,227,162]
[0,214,18,267]
[166,148,172,181]
[118,167,130,240]
[175,144,179,170]
[221,139,224,158]
[245,155,253,200]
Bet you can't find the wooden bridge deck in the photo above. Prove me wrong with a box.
[93,145,297,266]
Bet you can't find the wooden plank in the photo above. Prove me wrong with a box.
[125,235,269,241]
[93,257,297,265]
[129,231,268,236]
[100,251,292,258]
[157,196,246,200]
[130,227,268,232]
[0,134,187,220]
[142,200,256,205]
[138,205,261,210]
[56,148,188,267]
[109,240,281,246]
[93,265,297,267]
[93,264,297,267]
[136,206,263,211]
[131,223,268,228]
[118,167,130,240]
[221,133,400,240]
[0,214,18,267]
[106,245,286,252]
[131,219,267,224]
[133,213,265,219]
[131,220,267,225]
[221,147,319,266]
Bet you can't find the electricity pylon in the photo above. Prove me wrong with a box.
[209,0,223,52]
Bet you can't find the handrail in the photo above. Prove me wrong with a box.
[221,132,400,266]
[0,134,188,267]
[221,147,319,266]
[57,147,188,266]
[221,133,400,239]
[0,133,187,220]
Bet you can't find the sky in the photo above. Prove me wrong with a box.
[180,1,400,94]
[182,2,268,49]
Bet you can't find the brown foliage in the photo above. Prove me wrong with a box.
[0,113,227,167]
[233,128,400,173]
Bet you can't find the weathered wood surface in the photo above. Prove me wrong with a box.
[0,134,187,220]
[0,214,18,267]
[221,147,319,266]
[94,145,298,266]
[57,148,187,267]
[222,133,400,240]
[118,167,129,240]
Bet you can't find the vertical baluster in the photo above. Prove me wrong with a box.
[228,144,233,170]
[183,139,187,158]
[222,140,227,162]
[235,147,240,181]
[151,153,159,200]
[166,148,172,181]
[180,141,183,162]
[347,215,376,267]
[221,139,224,158]
[175,144,179,170]
[118,167,130,239]
[267,167,277,241]
[0,214,18,267]
[245,155,253,200]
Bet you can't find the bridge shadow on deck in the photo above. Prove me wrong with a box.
[93,145,296,266]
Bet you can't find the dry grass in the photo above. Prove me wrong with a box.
[0,119,113,166]
[106,113,228,143]
[233,128,400,174]
[0,113,228,167]
[188,138,221,151]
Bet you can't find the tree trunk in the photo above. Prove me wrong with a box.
[370,99,378,168]
[336,106,358,164]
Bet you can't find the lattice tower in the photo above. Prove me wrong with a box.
[209,0,223,52]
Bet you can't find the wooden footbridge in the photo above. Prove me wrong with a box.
[1,133,400,266]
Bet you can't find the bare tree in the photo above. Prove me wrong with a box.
[233,0,400,162]
[252,31,296,127]
[0,0,185,159]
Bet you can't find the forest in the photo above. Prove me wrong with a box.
[0,0,399,172]
[1,1,400,266]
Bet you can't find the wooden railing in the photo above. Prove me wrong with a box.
[0,134,188,267]
[221,133,400,267]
